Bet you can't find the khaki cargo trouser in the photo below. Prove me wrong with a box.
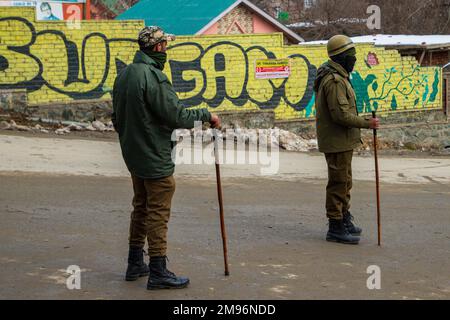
[129,175,175,257]
[324,150,353,220]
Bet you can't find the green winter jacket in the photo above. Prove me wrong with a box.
[314,60,370,153]
[112,50,211,179]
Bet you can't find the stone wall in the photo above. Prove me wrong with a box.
[276,109,450,149]
[0,89,27,114]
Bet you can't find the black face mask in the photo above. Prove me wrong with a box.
[331,51,357,74]
[344,55,357,73]
[142,49,167,71]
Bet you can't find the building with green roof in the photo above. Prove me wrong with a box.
[116,0,304,43]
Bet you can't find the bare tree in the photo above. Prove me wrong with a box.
[251,0,450,40]
[371,0,450,34]
[251,0,304,23]
[286,0,371,40]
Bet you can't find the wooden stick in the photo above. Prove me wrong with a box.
[213,129,230,276]
[372,111,381,246]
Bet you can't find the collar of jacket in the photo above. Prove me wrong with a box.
[327,59,349,79]
[133,50,158,67]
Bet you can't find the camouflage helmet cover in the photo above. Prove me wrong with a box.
[138,26,176,47]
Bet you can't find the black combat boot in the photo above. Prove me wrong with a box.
[125,246,149,281]
[147,256,190,290]
[343,212,362,236]
[326,219,360,244]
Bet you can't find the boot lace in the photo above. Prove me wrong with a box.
[344,212,355,225]
[164,256,176,278]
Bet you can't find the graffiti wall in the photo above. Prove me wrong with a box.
[0,7,140,104]
[0,7,442,120]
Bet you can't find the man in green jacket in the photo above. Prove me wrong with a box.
[314,35,380,245]
[112,26,220,290]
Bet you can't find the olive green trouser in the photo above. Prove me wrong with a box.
[324,150,353,220]
[129,175,175,257]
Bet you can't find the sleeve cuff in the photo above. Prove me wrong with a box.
[203,109,212,122]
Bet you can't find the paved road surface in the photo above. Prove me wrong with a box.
[1,173,449,299]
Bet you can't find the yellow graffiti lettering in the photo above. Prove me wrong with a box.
[0,18,40,85]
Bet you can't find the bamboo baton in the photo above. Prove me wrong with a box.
[372,111,381,246]
[213,128,230,276]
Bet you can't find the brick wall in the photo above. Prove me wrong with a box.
[0,7,443,121]
[0,7,141,105]
[413,50,450,67]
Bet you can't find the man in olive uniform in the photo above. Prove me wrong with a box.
[314,35,380,244]
[112,26,220,289]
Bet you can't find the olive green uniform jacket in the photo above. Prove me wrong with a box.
[112,50,211,179]
[314,60,370,153]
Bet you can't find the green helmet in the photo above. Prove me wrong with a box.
[327,35,355,57]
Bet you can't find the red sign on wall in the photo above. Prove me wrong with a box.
[255,59,291,79]
[63,3,84,21]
